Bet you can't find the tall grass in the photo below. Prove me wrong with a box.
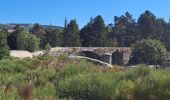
[0,55,58,100]
[57,61,170,100]
[1,55,170,99]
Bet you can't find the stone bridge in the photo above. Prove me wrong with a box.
[50,47,132,66]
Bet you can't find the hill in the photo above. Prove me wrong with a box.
[0,23,64,31]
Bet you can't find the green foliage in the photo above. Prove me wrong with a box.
[2,55,170,99]
[59,60,97,78]
[0,73,26,86]
[33,84,56,100]
[0,88,21,100]
[31,23,47,49]
[132,39,168,65]
[46,28,63,47]
[57,60,170,100]
[80,16,107,47]
[0,58,40,73]
[0,30,10,59]
[57,60,117,100]
[112,12,138,47]
[0,55,58,99]
[63,19,81,47]
[17,31,39,52]
[31,68,56,86]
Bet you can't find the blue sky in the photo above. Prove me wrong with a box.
[0,0,170,27]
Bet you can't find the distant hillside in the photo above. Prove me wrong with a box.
[0,23,64,31]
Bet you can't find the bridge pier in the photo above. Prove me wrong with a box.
[101,53,112,65]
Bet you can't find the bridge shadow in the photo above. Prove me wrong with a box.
[79,51,102,61]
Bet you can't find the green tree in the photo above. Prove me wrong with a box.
[7,25,24,50]
[132,39,168,65]
[112,12,138,47]
[46,28,62,47]
[63,20,81,47]
[30,23,47,49]
[80,18,93,47]
[26,34,40,52]
[0,29,10,59]
[17,31,39,52]
[80,15,107,47]
[138,10,157,39]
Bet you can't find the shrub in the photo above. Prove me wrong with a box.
[0,88,21,100]
[58,73,116,100]
[115,80,135,100]
[0,73,26,86]
[33,84,56,100]
[132,39,168,65]
[57,60,118,100]
[59,60,97,79]
[30,68,56,86]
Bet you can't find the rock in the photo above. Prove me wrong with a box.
[10,50,33,58]
[32,51,45,57]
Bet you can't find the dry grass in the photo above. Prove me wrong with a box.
[16,82,34,100]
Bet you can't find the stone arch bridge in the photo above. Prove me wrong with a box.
[50,47,132,66]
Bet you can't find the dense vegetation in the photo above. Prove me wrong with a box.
[131,39,168,65]
[0,55,170,100]
[0,10,170,52]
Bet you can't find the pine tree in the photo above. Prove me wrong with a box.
[112,12,138,47]
[80,15,107,47]
[138,10,157,39]
[7,25,24,50]
[63,20,81,47]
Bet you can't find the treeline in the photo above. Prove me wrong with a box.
[1,10,170,52]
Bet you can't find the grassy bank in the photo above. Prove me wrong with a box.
[0,55,170,100]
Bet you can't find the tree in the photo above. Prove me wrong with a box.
[30,23,47,49]
[0,29,10,59]
[46,28,62,47]
[7,25,24,50]
[17,31,39,52]
[80,18,93,47]
[26,34,40,52]
[132,39,168,66]
[80,15,107,47]
[63,20,81,47]
[138,10,157,39]
[112,12,138,47]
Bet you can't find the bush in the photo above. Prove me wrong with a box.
[0,58,41,74]
[0,88,21,100]
[57,61,170,100]
[30,68,56,86]
[59,60,97,79]
[33,84,56,100]
[131,39,168,65]
[57,60,118,100]
[58,73,116,100]
[0,73,26,86]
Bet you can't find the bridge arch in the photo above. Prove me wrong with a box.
[79,51,102,61]
[112,49,124,65]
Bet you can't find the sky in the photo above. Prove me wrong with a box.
[0,0,170,27]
